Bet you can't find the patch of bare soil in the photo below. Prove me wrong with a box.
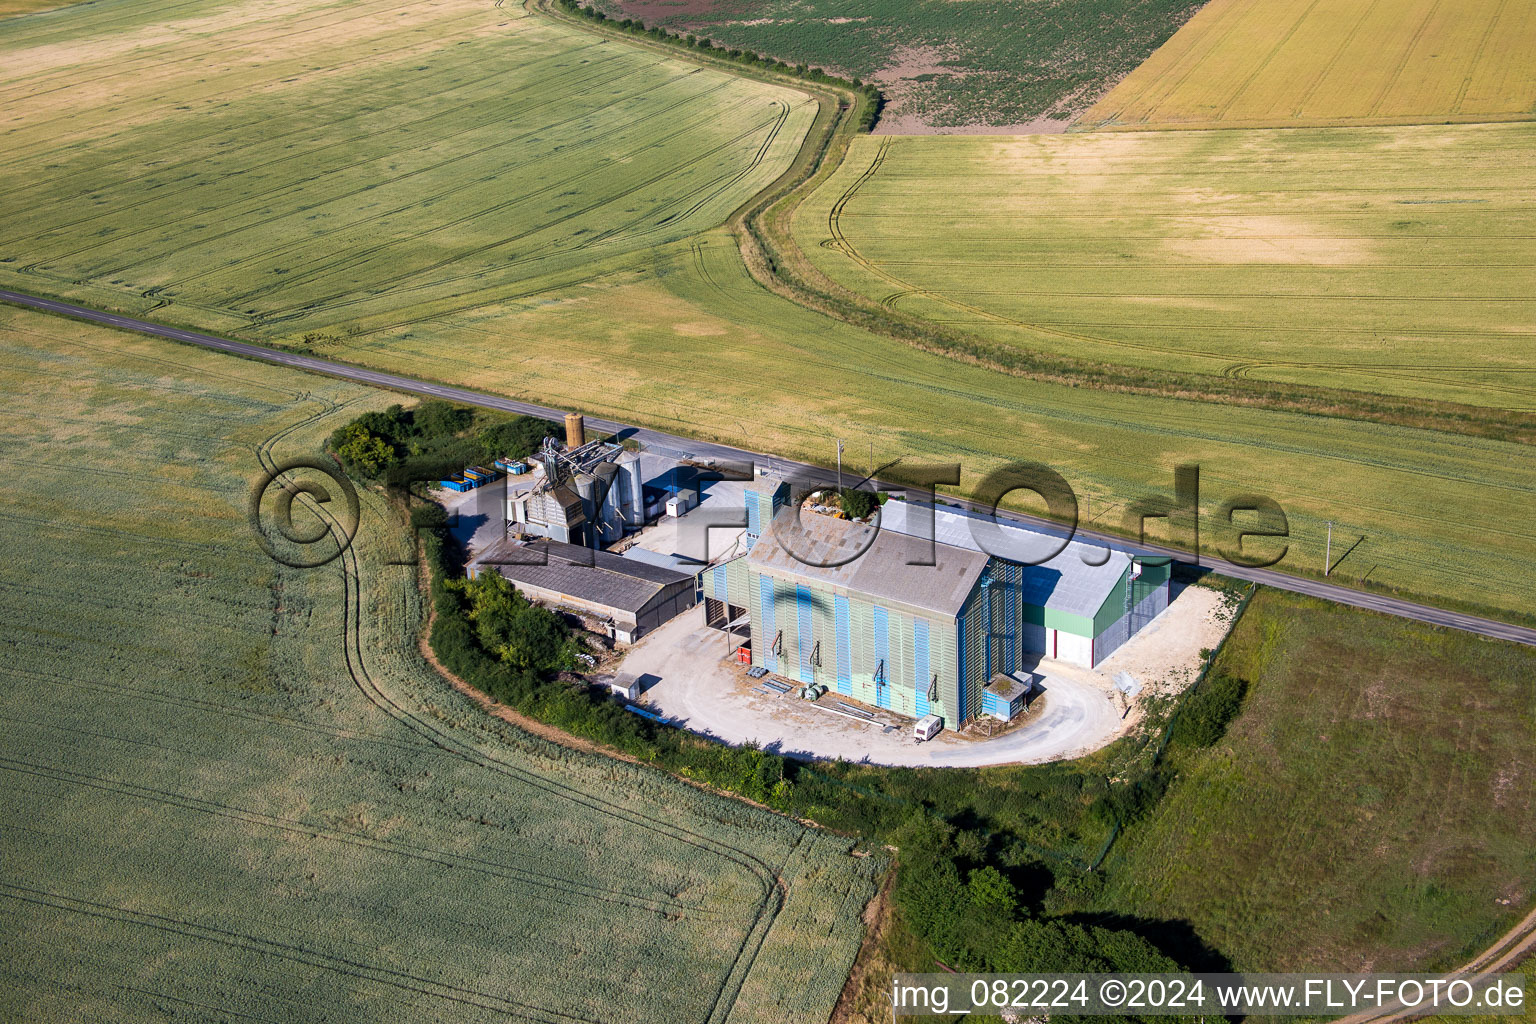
[875,111,1074,135]
[608,0,733,18]
[1100,584,1239,731]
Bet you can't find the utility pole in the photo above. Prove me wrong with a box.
[1324,520,1334,576]
[836,438,844,494]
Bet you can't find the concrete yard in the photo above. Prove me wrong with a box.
[618,606,1109,766]
[618,580,1235,767]
[441,478,517,558]
[615,577,1232,767]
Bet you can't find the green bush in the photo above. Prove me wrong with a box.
[838,487,879,519]
[477,416,559,462]
[450,570,581,676]
[410,503,448,530]
[1170,671,1248,748]
[414,399,474,439]
[331,422,395,477]
[329,402,557,482]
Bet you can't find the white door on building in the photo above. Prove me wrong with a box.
[1056,630,1093,668]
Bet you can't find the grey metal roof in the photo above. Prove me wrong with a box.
[748,510,990,617]
[877,501,1133,620]
[620,546,703,577]
[470,536,691,614]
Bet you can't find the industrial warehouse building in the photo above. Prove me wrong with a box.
[469,536,696,644]
[700,477,1169,727]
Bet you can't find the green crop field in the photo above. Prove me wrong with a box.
[0,305,878,1022]
[1084,587,1536,972]
[0,0,815,342]
[1078,0,1536,131]
[590,0,1205,130]
[791,124,1536,410]
[1,0,1534,624]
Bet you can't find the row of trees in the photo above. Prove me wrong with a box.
[555,0,884,131]
[327,401,559,481]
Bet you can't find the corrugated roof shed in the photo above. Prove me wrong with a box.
[877,501,1133,619]
[470,536,691,614]
[620,546,703,576]
[749,510,989,617]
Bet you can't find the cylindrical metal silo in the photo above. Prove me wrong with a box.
[617,450,643,529]
[564,412,585,449]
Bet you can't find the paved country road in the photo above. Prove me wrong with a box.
[5,287,1534,648]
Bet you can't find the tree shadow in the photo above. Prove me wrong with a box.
[1061,910,1232,972]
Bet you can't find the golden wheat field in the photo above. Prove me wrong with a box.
[1078,0,1536,131]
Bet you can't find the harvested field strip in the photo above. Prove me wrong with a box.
[310,230,1536,621]
[1078,0,1536,130]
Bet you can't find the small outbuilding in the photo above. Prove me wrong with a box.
[608,673,642,701]
[468,536,696,644]
[982,675,1031,721]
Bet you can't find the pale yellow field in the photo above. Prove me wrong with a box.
[0,0,70,16]
[1078,0,1536,131]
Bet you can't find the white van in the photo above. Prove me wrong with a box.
[914,714,944,743]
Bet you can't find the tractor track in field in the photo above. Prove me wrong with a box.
[4,43,624,253]
[240,94,782,318]
[1334,904,1536,1023]
[1451,0,1511,115]
[247,393,794,1024]
[1367,0,1444,118]
[0,755,718,919]
[0,881,599,1024]
[46,60,724,286]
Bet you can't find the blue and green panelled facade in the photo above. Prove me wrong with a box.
[706,551,971,721]
[702,479,1170,727]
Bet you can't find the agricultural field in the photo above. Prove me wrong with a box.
[1077,0,1536,131]
[0,0,815,342]
[589,0,1207,130]
[0,305,878,1022]
[2,0,1534,624]
[0,0,68,18]
[790,123,1536,410]
[1087,587,1536,972]
[334,229,1536,622]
